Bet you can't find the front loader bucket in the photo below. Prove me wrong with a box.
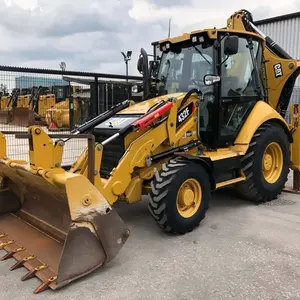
[12,107,35,127]
[0,159,130,293]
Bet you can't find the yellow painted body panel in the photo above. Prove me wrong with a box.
[200,147,244,160]
[38,94,56,117]
[0,96,11,110]
[45,98,82,128]
[263,51,299,111]
[235,101,289,145]
[290,104,300,171]
[17,95,29,108]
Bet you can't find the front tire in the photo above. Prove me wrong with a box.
[148,158,211,234]
[235,122,290,203]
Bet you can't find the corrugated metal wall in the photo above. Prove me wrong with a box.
[257,16,300,121]
[257,18,300,61]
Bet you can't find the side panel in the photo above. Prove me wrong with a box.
[234,101,290,146]
[263,50,299,113]
[290,104,300,171]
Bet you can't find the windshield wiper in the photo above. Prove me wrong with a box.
[193,45,212,65]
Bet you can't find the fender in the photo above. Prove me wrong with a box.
[234,101,293,146]
[175,152,216,190]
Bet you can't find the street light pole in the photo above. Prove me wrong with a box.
[121,51,132,99]
[125,60,128,83]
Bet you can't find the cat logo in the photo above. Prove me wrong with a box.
[274,63,283,78]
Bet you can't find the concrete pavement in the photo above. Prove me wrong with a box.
[0,176,299,300]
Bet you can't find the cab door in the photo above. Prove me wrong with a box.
[216,34,264,146]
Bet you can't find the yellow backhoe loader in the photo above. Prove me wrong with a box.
[0,9,299,294]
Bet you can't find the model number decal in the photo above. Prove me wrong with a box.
[177,102,194,127]
[274,63,283,78]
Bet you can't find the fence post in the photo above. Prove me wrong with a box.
[89,77,99,118]
[94,76,99,116]
[68,83,74,130]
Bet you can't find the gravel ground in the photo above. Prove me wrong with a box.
[0,175,299,300]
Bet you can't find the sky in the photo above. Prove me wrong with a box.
[1,0,300,76]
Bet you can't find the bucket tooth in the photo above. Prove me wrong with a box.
[0,240,14,250]
[10,255,36,271]
[1,247,25,261]
[34,276,57,294]
[21,264,48,281]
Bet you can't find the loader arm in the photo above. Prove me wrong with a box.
[72,92,202,205]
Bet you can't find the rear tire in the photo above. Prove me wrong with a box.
[148,158,211,234]
[235,122,290,203]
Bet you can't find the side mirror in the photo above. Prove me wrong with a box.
[204,74,221,86]
[224,35,239,56]
[137,57,143,74]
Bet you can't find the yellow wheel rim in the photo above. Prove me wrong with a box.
[262,142,283,184]
[176,178,202,218]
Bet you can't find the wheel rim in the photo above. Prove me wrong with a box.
[176,178,202,218]
[262,142,283,184]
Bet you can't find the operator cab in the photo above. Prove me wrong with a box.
[155,31,265,148]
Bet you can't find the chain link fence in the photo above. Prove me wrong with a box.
[0,66,142,166]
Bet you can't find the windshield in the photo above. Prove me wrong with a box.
[156,43,214,96]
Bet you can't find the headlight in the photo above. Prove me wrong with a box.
[132,85,138,93]
[191,35,204,44]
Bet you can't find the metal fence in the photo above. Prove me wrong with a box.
[0,65,142,166]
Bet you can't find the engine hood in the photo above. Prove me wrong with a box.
[117,92,185,115]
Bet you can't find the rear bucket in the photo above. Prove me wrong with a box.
[0,159,130,294]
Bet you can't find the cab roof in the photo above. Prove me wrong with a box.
[158,28,263,45]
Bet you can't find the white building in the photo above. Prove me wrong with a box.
[255,11,300,120]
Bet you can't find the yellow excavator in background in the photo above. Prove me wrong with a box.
[0,9,299,294]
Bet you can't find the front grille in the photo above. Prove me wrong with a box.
[94,133,125,179]
[100,138,125,178]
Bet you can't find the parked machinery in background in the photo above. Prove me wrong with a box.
[0,88,20,124]
[11,86,56,127]
[45,85,88,130]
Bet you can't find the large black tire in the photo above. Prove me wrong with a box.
[235,122,290,203]
[148,158,211,234]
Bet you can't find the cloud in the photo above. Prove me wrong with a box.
[0,0,298,76]
[151,0,193,7]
